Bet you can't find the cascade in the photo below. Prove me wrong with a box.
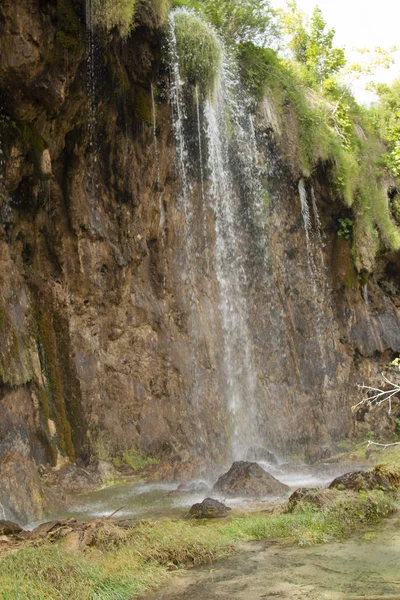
[298,179,333,369]
[85,0,98,196]
[167,10,269,459]
[151,83,161,190]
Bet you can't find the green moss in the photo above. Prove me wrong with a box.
[36,312,75,462]
[172,10,222,94]
[149,0,171,26]
[133,88,153,123]
[56,0,82,53]
[92,0,137,37]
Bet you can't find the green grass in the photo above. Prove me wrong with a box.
[0,489,398,599]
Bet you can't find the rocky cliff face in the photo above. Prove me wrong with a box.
[1,0,400,523]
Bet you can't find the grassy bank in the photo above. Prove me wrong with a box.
[0,488,399,600]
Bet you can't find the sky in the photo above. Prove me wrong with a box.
[271,0,400,104]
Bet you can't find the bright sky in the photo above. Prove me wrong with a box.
[271,0,400,104]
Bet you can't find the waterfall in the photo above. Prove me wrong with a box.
[167,10,267,460]
[86,0,98,196]
[151,83,161,190]
[298,179,336,370]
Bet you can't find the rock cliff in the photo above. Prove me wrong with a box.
[0,0,399,522]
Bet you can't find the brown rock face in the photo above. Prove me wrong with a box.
[212,462,290,498]
[1,0,400,524]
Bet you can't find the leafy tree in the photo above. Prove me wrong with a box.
[173,0,280,48]
[280,2,345,87]
[371,79,400,178]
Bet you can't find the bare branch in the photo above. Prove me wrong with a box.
[354,373,400,415]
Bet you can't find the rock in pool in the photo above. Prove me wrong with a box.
[212,461,290,498]
[189,498,231,519]
[0,520,23,536]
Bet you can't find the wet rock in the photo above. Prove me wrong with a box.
[246,447,278,464]
[189,498,231,519]
[178,481,210,493]
[287,488,323,512]
[39,149,52,178]
[329,465,400,492]
[148,456,210,484]
[0,520,23,536]
[304,445,332,464]
[212,462,290,498]
[0,453,49,524]
[42,464,100,494]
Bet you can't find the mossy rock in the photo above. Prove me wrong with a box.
[133,88,153,123]
[56,0,83,54]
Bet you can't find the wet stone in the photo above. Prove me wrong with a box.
[189,498,231,519]
[0,520,23,536]
[212,461,290,498]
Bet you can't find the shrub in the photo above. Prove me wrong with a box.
[92,0,137,37]
[171,10,222,93]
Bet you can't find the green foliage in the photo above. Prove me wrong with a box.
[36,312,75,462]
[337,218,353,240]
[386,356,400,371]
[133,88,153,122]
[172,0,279,47]
[371,79,400,179]
[172,11,222,93]
[112,450,159,470]
[148,0,171,26]
[92,0,137,37]
[280,1,345,87]
[56,0,83,53]
[237,42,280,100]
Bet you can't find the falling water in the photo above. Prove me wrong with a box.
[151,83,161,190]
[299,179,318,281]
[85,0,98,196]
[167,10,268,459]
[298,179,332,368]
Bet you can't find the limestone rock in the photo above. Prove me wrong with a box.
[189,498,231,519]
[329,465,400,492]
[212,462,290,498]
[0,520,23,536]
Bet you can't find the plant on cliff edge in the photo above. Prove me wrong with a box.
[172,10,222,93]
[92,0,136,36]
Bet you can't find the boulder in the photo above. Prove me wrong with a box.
[286,488,324,512]
[212,461,290,498]
[0,520,23,536]
[42,464,100,494]
[189,498,231,519]
[246,447,278,464]
[329,465,400,492]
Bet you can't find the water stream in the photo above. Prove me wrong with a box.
[167,10,269,460]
